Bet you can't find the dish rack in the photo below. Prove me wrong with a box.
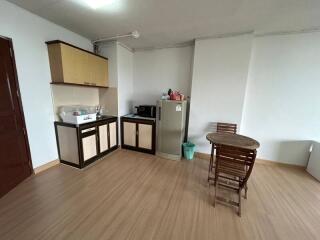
[59,105,97,124]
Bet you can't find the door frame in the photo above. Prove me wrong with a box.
[0,35,33,173]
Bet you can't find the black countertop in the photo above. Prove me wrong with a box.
[121,114,156,122]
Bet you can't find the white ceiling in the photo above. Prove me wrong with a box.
[7,0,320,49]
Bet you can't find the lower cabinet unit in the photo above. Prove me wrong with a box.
[120,116,156,154]
[55,116,118,169]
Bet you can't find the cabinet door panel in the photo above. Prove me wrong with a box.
[60,44,90,85]
[88,54,108,87]
[123,122,136,147]
[47,44,64,83]
[57,126,79,164]
[109,122,117,148]
[82,135,97,161]
[138,124,152,150]
[99,124,109,152]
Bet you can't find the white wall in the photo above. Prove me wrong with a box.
[188,34,253,154]
[99,42,119,116]
[51,85,99,120]
[99,42,118,88]
[0,1,92,168]
[132,46,194,106]
[242,32,320,166]
[99,42,134,116]
[117,44,134,116]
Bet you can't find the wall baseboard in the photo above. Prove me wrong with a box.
[194,152,211,161]
[34,159,60,174]
[255,159,305,169]
[194,152,305,169]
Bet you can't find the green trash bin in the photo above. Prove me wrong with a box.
[183,142,196,160]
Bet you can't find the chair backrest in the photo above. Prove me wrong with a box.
[215,145,256,188]
[217,122,237,134]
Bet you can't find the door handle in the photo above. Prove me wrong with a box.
[159,107,161,121]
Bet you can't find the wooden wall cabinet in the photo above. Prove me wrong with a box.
[55,117,118,169]
[46,40,108,88]
[121,117,156,154]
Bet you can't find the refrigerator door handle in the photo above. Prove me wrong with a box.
[159,107,161,121]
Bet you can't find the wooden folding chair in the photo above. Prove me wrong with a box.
[208,122,237,182]
[212,144,257,216]
[217,122,237,134]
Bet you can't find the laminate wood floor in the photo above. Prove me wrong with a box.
[1,149,320,240]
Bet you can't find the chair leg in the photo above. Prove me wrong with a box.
[244,184,248,199]
[238,189,242,217]
[213,183,217,207]
[208,159,212,182]
[207,144,214,182]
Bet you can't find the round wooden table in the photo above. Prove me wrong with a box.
[206,132,260,150]
[206,132,260,182]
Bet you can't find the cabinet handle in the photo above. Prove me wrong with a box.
[81,127,95,133]
[91,83,97,86]
[84,82,90,85]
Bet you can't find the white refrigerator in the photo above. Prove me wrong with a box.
[156,100,187,160]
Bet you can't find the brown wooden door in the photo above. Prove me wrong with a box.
[0,36,33,198]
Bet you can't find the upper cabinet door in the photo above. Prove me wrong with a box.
[47,41,109,87]
[60,44,90,85]
[88,54,108,87]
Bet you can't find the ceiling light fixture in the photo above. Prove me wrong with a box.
[92,31,140,44]
[84,0,116,9]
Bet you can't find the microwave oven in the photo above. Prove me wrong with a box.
[135,105,156,118]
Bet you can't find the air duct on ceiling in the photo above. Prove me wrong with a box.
[92,30,140,44]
